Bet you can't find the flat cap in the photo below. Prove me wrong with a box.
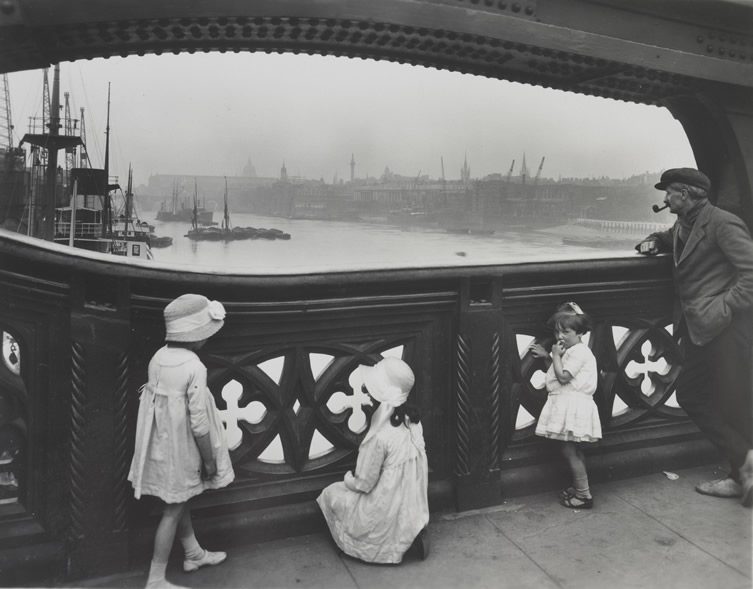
[654,168,711,192]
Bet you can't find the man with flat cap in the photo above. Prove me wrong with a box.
[637,167,753,506]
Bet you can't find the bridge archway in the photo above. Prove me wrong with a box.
[1,2,753,583]
[2,0,753,226]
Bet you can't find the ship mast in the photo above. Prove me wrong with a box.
[222,176,230,231]
[125,164,134,236]
[19,64,82,240]
[102,83,112,238]
[41,65,61,240]
[192,178,198,231]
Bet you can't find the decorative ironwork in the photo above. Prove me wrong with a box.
[0,330,24,509]
[455,334,471,477]
[68,341,86,541]
[112,351,129,533]
[511,319,682,440]
[2,332,20,375]
[611,321,682,426]
[1,4,723,106]
[206,341,412,476]
[489,332,501,472]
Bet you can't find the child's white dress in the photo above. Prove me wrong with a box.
[535,342,602,442]
[317,421,429,563]
[128,346,234,503]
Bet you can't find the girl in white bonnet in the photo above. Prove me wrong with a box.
[317,357,430,563]
[128,294,235,588]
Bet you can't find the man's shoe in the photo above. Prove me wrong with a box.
[695,477,742,498]
[183,550,227,573]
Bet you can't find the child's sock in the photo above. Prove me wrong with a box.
[146,559,168,585]
[574,485,592,499]
[180,533,204,561]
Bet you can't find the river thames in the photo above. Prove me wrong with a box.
[147,213,646,273]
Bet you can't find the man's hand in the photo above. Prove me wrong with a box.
[637,239,659,255]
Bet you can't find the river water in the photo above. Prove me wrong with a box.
[148,213,640,274]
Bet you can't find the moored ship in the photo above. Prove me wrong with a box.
[156,180,213,224]
[186,177,291,241]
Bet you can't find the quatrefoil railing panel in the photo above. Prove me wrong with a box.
[512,319,682,438]
[0,330,26,511]
[206,341,409,477]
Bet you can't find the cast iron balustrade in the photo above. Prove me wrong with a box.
[0,231,719,582]
[1,1,753,583]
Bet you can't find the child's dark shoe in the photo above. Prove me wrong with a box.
[410,527,429,560]
[559,494,593,509]
[558,487,576,501]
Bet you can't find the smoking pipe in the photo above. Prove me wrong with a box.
[652,203,669,213]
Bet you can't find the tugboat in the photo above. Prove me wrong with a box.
[52,86,153,260]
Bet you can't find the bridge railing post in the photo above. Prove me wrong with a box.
[453,277,515,510]
[64,276,132,580]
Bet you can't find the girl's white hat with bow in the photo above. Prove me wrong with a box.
[359,357,415,406]
[164,293,226,342]
[359,357,415,444]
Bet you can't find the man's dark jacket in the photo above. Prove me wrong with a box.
[648,202,753,346]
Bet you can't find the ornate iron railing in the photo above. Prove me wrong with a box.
[0,231,718,582]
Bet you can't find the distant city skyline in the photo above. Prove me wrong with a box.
[6,52,696,187]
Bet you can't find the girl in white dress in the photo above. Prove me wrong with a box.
[128,294,235,588]
[317,357,430,563]
[529,302,601,509]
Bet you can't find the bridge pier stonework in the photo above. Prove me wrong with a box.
[665,89,753,230]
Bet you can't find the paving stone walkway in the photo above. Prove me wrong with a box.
[71,464,752,589]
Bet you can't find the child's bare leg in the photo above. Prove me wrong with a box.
[178,508,227,572]
[561,442,591,499]
[147,502,187,587]
[177,509,202,560]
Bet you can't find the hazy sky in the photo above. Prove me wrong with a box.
[7,52,696,187]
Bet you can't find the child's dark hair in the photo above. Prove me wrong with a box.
[546,302,592,334]
[390,404,421,427]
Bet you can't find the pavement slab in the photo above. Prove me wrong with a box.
[600,464,752,576]
[484,467,751,589]
[63,465,751,589]
[341,514,560,589]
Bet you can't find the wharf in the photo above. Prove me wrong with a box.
[64,464,751,589]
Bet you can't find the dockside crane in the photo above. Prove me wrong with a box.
[505,159,515,183]
[41,68,50,135]
[79,107,91,168]
[1,74,14,151]
[533,156,545,185]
